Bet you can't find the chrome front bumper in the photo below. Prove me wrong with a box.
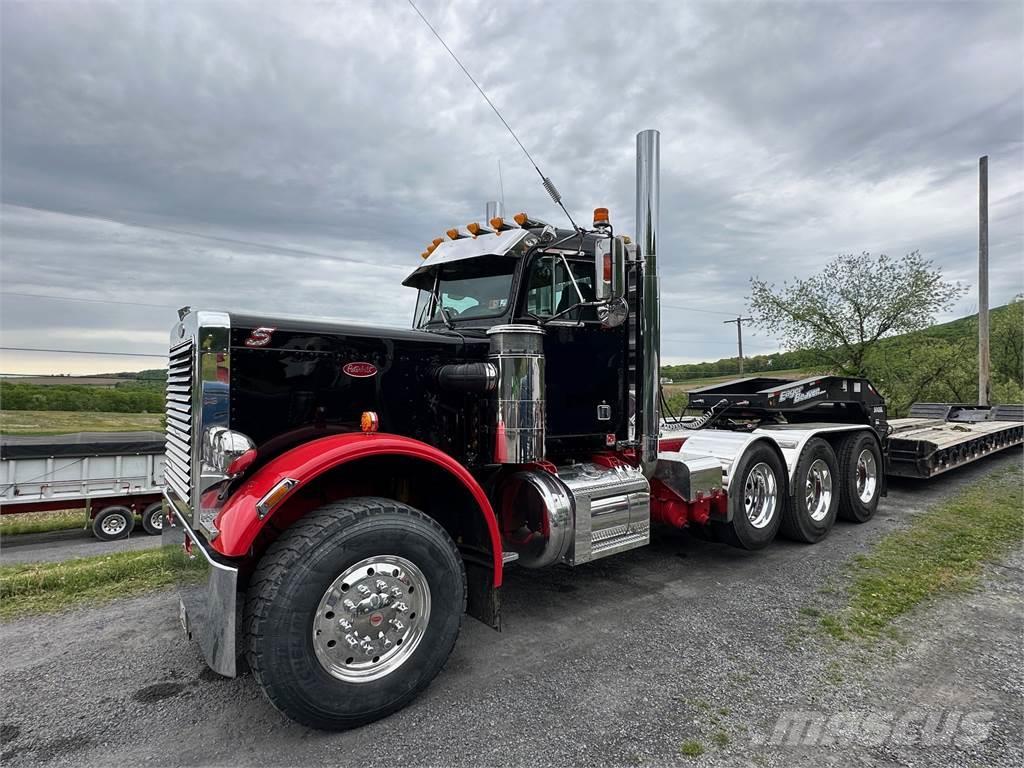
[162,489,239,677]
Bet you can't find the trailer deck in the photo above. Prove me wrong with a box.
[886,403,1024,478]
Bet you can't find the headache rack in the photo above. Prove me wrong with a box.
[685,375,889,436]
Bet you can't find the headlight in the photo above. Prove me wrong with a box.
[202,427,256,477]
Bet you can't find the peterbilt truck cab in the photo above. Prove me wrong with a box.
[162,130,887,730]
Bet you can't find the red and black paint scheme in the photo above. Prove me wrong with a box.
[160,130,918,731]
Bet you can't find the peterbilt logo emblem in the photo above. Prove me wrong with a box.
[244,327,276,347]
[343,362,377,378]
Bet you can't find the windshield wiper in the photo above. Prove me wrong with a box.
[438,306,456,330]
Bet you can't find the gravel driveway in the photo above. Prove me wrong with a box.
[1,449,1021,768]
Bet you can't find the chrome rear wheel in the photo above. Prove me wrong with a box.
[856,449,878,504]
[805,458,833,522]
[744,462,779,529]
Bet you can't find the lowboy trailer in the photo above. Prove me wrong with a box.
[160,130,1023,730]
[0,431,167,540]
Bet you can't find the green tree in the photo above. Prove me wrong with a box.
[748,251,964,377]
[991,295,1023,390]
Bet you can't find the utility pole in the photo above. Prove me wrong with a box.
[724,316,754,375]
[978,155,990,406]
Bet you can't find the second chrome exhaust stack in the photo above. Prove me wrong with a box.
[636,129,661,478]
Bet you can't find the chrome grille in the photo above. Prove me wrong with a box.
[165,337,194,504]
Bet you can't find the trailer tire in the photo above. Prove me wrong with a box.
[837,432,882,523]
[713,442,784,550]
[781,438,839,543]
[141,501,164,535]
[244,496,466,731]
[92,505,135,541]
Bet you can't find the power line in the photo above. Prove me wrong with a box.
[0,346,166,358]
[1,291,177,309]
[662,303,746,317]
[404,0,580,231]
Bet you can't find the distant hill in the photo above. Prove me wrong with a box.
[661,303,1014,383]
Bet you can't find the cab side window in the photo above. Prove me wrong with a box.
[524,255,596,320]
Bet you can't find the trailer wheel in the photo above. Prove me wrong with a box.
[141,501,164,535]
[92,505,135,541]
[245,496,466,730]
[837,432,882,522]
[714,442,784,550]
[781,438,839,543]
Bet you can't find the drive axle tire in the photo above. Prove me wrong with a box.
[244,497,466,731]
[781,438,839,543]
[837,432,883,522]
[141,501,164,536]
[714,442,785,550]
[92,505,135,541]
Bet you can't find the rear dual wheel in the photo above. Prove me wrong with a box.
[92,505,135,541]
[837,432,883,522]
[780,438,839,543]
[713,443,784,550]
[141,501,164,535]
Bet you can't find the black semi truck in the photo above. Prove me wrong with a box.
[160,130,1023,730]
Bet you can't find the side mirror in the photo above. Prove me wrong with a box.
[594,236,626,302]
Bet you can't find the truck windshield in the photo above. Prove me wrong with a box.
[415,261,516,327]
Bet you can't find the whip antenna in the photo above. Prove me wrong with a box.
[405,0,580,231]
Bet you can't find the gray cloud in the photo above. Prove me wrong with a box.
[1,0,1021,374]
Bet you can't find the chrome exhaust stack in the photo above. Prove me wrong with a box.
[636,129,661,478]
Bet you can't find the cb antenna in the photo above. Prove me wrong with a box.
[405,0,580,232]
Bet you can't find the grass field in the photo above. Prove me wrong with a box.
[0,410,162,435]
[0,548,177,619]
[818,464,1024,641]
[0,509,86,536]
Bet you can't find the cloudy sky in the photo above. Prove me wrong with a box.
[1,0,1022,375]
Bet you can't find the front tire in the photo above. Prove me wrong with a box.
[781,438,839,543]
[244,497,466,730]
[714,442,785,550]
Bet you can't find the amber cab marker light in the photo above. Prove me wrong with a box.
[361,411,380,433]
[466,222,482,236]
[513,212,528,226]
[421,251,430,259]
[490,217,505,230]
[447,228,460,240]
[432,237,444,247]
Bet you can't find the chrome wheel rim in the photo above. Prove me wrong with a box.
[743,462,778,529]
[101,513,128,536]
[805,459,833,522]
[312,555,430,684]
[856,449,878,504]
[147,506,164,531]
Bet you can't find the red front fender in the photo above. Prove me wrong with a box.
[210,433,503,586]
